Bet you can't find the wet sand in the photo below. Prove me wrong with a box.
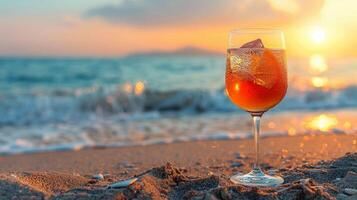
[0,134,356,199]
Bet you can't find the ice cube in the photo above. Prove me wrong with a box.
[251,50,279,89]
[230,54,250,74]
[230,48,280,89]
[241,39,264,48]
[229,49,261,81]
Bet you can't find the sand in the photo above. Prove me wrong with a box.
[0,134,356,199]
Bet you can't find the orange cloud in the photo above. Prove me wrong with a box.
[2,0,357,58]
[84,0,323,27]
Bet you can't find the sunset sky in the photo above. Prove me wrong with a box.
[0,0,356,57]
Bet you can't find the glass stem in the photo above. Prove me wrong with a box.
[252,115,262,171]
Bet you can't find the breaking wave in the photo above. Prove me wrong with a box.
[0,84,356,126]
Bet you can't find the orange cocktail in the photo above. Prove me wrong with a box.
[226,47,287,113]
[227,31,287,187]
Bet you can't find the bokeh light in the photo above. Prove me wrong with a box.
[122,83,133,93]
[311,76,328,88]
[134,81,145,96]
[307,114,338,131]
[309,55,328,74]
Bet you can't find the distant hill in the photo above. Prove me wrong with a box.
[126,46,223,57]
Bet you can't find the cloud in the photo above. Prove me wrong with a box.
[83,0,324,26]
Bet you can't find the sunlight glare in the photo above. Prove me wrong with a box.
[308,114,338,131]
[311,77,328,88]
[268,0,299,14]
[309,55,328,73]
[234,83,240,91]
[310,26,326,44]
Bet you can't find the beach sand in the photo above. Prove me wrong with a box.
[0,134,356,199]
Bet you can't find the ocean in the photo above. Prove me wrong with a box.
[0,55,356,154]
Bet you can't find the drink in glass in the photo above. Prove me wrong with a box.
[226,29,287,187]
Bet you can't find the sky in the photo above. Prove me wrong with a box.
[0,0,356,57]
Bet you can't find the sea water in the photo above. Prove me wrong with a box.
[0,55,356,154]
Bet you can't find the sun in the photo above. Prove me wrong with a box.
[310,26,326,44]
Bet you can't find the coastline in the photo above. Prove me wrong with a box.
[0,134,356,199]
[1,108,356,156]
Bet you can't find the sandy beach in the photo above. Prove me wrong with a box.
[0,133,356,199]
[1,0,357,199]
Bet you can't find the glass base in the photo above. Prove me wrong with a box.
[230,168,283,187]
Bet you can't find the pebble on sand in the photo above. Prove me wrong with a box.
[92,173,104,180]
[337,193,349,200]
[230,161,243,168]
[344,188,357,195]
[107,177,138,189]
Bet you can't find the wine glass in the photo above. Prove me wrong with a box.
[225,28,287,187]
